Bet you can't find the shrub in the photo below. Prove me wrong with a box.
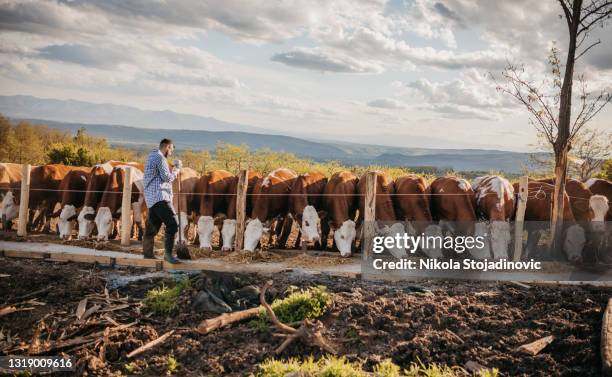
[317,356,364,377]
[374,359,401,377]
[254,356,500,377]
[166,356,178,375]
[403,358,466,377]
[254,358,301,377]
[142,278,190,314]
[253,285,332,330]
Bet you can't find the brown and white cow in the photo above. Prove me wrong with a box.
[472,175,515,259]
[288,171,328,248]
[430,176,479,257]
[586,178,612,222]
[53,169,90,240]
[322,171,358,256]
[358,171,408,258]
[244,168,297,252]
[393,175,443,258]
[77,161,136,239]
[513,181,585,262]
[539,178,609,233]
[2,164,87,232]
[194,169,235,250]
[0,162,22,229]
[77,162,115,239]
[172,167,199,244]
[94,164,145,241]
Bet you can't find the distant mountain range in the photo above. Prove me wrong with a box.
[0,95,270,134]
[10,118,543,173]
[0,95,546,173]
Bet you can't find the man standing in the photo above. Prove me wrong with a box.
[142,138,183,263]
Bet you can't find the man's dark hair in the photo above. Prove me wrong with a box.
[159,138,173,148]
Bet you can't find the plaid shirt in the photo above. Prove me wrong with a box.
[144,149,177,208]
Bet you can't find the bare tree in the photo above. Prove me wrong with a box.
[497,0,612,254]
[529,128,612,180]
[571,128,612,180]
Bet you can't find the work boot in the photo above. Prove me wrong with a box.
[164,234,180,264]
[142,235,155,259]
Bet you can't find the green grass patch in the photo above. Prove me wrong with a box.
[250,285,332,331]
[254,356,499,377]
[166,356,178,375]
[142,277,190,315]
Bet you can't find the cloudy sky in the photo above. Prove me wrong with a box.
[0,0,611,151]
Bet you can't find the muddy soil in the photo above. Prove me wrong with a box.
[0,257,609,376]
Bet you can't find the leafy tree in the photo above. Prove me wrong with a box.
[597,159,612,180]
[0,115,12,162]
[9,121,47,164]
[177,148,212,173]
[215,142,250,173]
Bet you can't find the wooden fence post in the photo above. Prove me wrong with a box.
[513,175,528,261]
[120,167,133,246]
[235,169,248,251]
[17,164,31,237]
[363,171,377,260]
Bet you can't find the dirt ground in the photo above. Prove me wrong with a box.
[0,256,609,376]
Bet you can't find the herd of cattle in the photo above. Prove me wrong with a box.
[0,162,610,263]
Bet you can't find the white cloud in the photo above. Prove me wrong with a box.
[367,98,406,109]
[400,69,518,119]
[271,47,384,73]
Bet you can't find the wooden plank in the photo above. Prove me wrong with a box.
[17,164,31,237]
[115,257,159,268]
[513,175,528,262]
[362,171,377,260]
[234,169,248,251]
[602,298,612,376]
[49,252,112,265]
[120,167,133,246]
[3,250,47,259]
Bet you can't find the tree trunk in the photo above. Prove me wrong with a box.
[551,0,581,256]
[551,147,569,256]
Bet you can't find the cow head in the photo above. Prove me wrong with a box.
[58,205,78,240]
[221,219,237,251]
[197,216,215,250]
[94,207,114,241]
[489,221,511,260]
[300,205,321,244]
[422,224,444,259]
[78,206,96,239]
[563,224,585,263]
[334,219,356,257]
[1,191,18,223]
[244,218,269,252]
[589,195,608,233]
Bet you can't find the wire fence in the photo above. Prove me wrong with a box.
[1,187,607,205]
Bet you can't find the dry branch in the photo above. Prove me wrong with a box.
[196,307,261,335]
[126,330,175,359]
[516,335,555,356]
